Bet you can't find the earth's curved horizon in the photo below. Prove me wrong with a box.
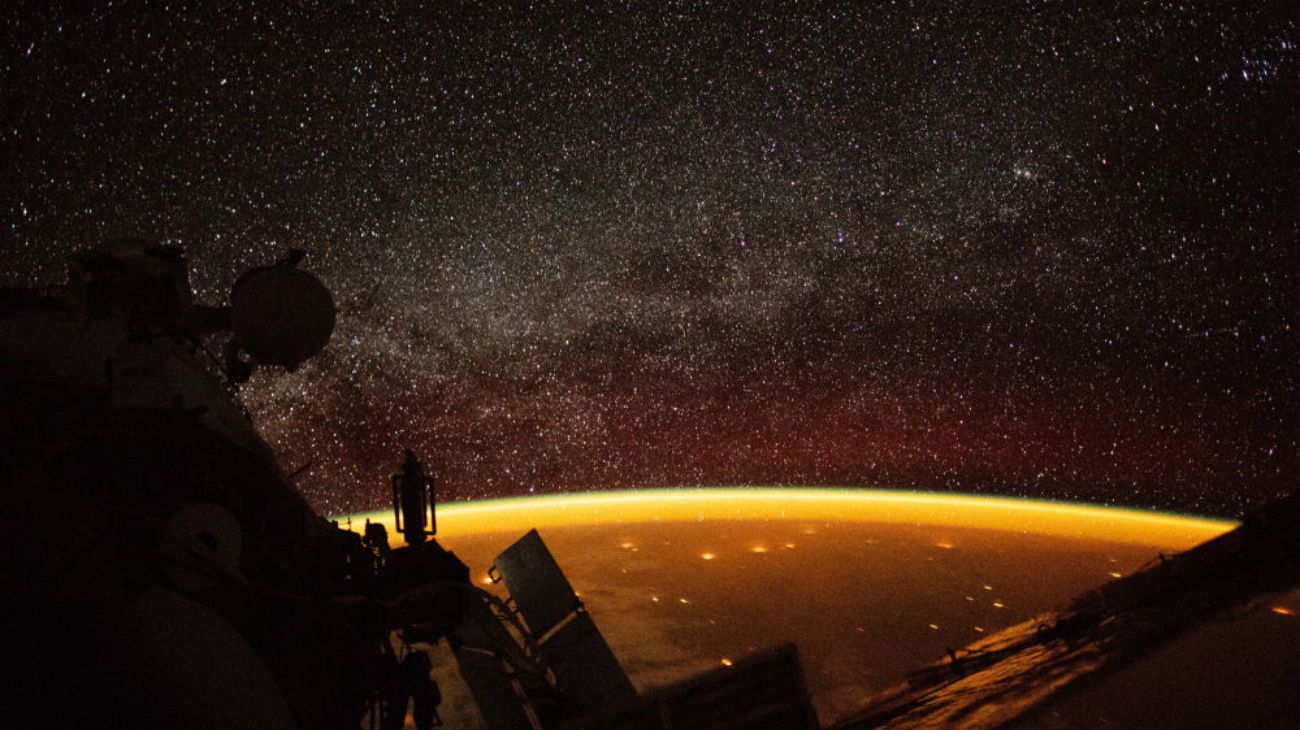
[337,488,1282,726]
[337,487,1237,548]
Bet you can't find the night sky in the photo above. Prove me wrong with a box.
[3,3,1296,517]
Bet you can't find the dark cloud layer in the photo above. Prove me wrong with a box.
[3,3,1296,516]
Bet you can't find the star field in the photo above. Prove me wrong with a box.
[3,3,1296,516]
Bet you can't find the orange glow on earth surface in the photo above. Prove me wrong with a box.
[337,488,1234,548]
[330,488,1277,726]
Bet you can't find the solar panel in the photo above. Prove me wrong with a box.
[447,602,537,730]
[540,612,638,715]
[492,530,637,715]
[492,529,582,637]
[568,644,818,730]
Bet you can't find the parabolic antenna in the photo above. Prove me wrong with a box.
[230,264,335,369]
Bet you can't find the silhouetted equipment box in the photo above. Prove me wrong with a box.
[568,644,819,730]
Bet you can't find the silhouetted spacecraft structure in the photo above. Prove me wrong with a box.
[0,241,816,730]
[1,241,1294,729]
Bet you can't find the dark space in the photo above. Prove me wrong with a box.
[3,3,1296,516]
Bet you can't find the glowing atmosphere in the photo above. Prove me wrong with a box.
[335,488,1291,726]
[341,488,1235,548]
